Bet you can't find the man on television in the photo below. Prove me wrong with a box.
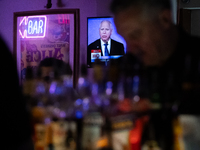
[87,20,125,67]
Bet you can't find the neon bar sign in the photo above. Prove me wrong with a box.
[19,16,47,38]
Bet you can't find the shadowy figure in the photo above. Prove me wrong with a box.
[0,36,33,149]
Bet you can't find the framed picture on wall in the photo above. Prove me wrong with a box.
[13,9,80,87]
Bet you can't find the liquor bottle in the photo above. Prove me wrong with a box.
[75,64,92,150]
[172,117,184,150]
[76,64,91,117]
[31,102,48,150]
[59,63,76,118]
[81,60,107,150]
[176,54,200,150]
[96,118,112,150]
[26,66,50,150]
[23,67,37,110]
[116,53,144,113]
[106,54,141,150]
[140,68,179,150]
[96,59,122,150]
[140,68,162,150]
[65,121,77,150]
[101,59,120,116]
[50,63,78,150]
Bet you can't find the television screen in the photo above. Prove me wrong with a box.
[87,17,126,67]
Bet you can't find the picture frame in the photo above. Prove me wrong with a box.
[13,9,80,87]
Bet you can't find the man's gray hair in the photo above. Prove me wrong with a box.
[99,20,113,29]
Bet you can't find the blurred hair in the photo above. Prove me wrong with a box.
[110,0,172,19]
[37,57,72,79]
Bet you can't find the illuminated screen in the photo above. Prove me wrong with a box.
[87,17,126,68]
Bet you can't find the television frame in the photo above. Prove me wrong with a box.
[87,16,126,68]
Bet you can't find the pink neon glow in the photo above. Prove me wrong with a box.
[18,15,47,39]
[58,14,70,24]
[58,14,65,24]
[66,14,70,24]
[26,15,47,38]
[19,30,26,38]
[19,17,27,26]
[19,17,27,38]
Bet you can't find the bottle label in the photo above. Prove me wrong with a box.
[33,123,47,150]
[50,120,77,150]
[173,118,185,150]
[109,113,135,150]
[141,140,161,150]
[82,112,104,150]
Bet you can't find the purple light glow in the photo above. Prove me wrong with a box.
[19,15,47,39]
[75,99,82,106]
[59,111,66,118]
[49,82,57,94]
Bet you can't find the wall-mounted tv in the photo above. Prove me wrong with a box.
[87,16,127,68]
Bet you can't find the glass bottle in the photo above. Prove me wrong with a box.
[81,60,106,150]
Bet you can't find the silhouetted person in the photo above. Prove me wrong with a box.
[36,57,72,83]
[0,35,33,149]
[110,0,200,149]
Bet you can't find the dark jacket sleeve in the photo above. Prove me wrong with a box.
[0,36,33,149]
[110,39,125,55]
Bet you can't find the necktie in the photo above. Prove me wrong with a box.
[104,43,109,56]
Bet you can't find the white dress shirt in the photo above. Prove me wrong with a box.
[100,39,111,56]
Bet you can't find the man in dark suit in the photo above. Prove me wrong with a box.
[87,20,125,67]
